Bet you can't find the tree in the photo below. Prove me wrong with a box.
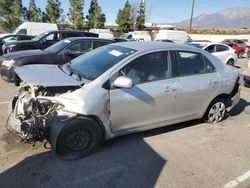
[129,2,146,31]
[0,0,22,32]
[27,0,40,22]
[86,0,106,29]
[116,1,133,33]
[135,15,145,31]
[68,0,84,29]
[46,0,62,23]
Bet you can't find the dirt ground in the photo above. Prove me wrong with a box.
[0,58,250,188]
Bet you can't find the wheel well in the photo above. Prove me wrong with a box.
[213,93,229,101]
[226,58,234,64]
[86,115,106,140]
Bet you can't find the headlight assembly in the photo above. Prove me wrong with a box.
[2,59,15,69]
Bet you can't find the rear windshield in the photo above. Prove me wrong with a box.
[70,45,136,80]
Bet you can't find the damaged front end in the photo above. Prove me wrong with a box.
[7,83,77,145]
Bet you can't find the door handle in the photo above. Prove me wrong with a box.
[208,80,218,85]
[164,86,177,93]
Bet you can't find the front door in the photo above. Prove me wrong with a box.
[109,51,177,132]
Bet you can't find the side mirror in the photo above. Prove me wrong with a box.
[113,76,133,89]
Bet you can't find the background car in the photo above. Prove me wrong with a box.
[2,30,98,54]
[221,39,246,57]
[155,39,174,43]
[0,34,34,55]
[9,42,240,159]
[188,42,237,66]
[0,37,114,83]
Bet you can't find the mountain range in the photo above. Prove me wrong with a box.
[176,7,250,28]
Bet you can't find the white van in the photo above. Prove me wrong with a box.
[89,29,114,39]
[127,31,152,41]
[0,22,58,37]
[155,30,191,44]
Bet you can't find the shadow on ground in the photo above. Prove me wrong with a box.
[230,98,250,116]
[0,120,200,188]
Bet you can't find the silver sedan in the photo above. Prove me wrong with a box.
[10,42,240,159]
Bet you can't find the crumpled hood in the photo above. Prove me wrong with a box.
[1,49,50,60]
[15,64,82,87]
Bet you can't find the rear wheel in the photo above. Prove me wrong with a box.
[56,117,103,159]
[226,59,234,66]
[205,99,226,123]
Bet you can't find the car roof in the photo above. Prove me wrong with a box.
[45,30,96,34]
[189,42,228,46]
[109,41,195,52]
[63,37,115,42]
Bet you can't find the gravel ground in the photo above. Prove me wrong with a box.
[0,58,250,188]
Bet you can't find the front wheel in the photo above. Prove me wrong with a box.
[205,99,226,123]
[56,117,103,159]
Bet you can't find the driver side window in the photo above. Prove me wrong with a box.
[119,51,171,85]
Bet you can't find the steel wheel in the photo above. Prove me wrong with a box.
[65,128,92,151]
[55,117,103,159]
[207,102,226,123]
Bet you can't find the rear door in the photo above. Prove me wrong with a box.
[109,51,177,132]
[174,51,220,120]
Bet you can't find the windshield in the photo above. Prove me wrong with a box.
[187,43,206,49]
[45,39,71,53]
[32,32,47,41]
[70,45,136,80]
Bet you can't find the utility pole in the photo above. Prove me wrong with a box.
[189,0,195,32]
[140,0,145,16]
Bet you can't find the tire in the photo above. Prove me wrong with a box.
[226,59,234,66]
[204,98,226,124]
[56,116,103,159]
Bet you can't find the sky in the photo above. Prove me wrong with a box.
[22,0,250,23]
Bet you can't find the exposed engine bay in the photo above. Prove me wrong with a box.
[8,83,79,145]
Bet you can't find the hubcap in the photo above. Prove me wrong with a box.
[65,128,92,151]
[208,102,225,123]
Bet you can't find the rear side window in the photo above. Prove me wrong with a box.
[66,41,93,54]
[204,45,215,53]
[236,40,244,44]
[16,29,27,35]
[62,32,83,38]
[83,32,99,37]
[119,51,172,85]
[177,51,215,76]
[216,45,228,52]
[94,41,112,48]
